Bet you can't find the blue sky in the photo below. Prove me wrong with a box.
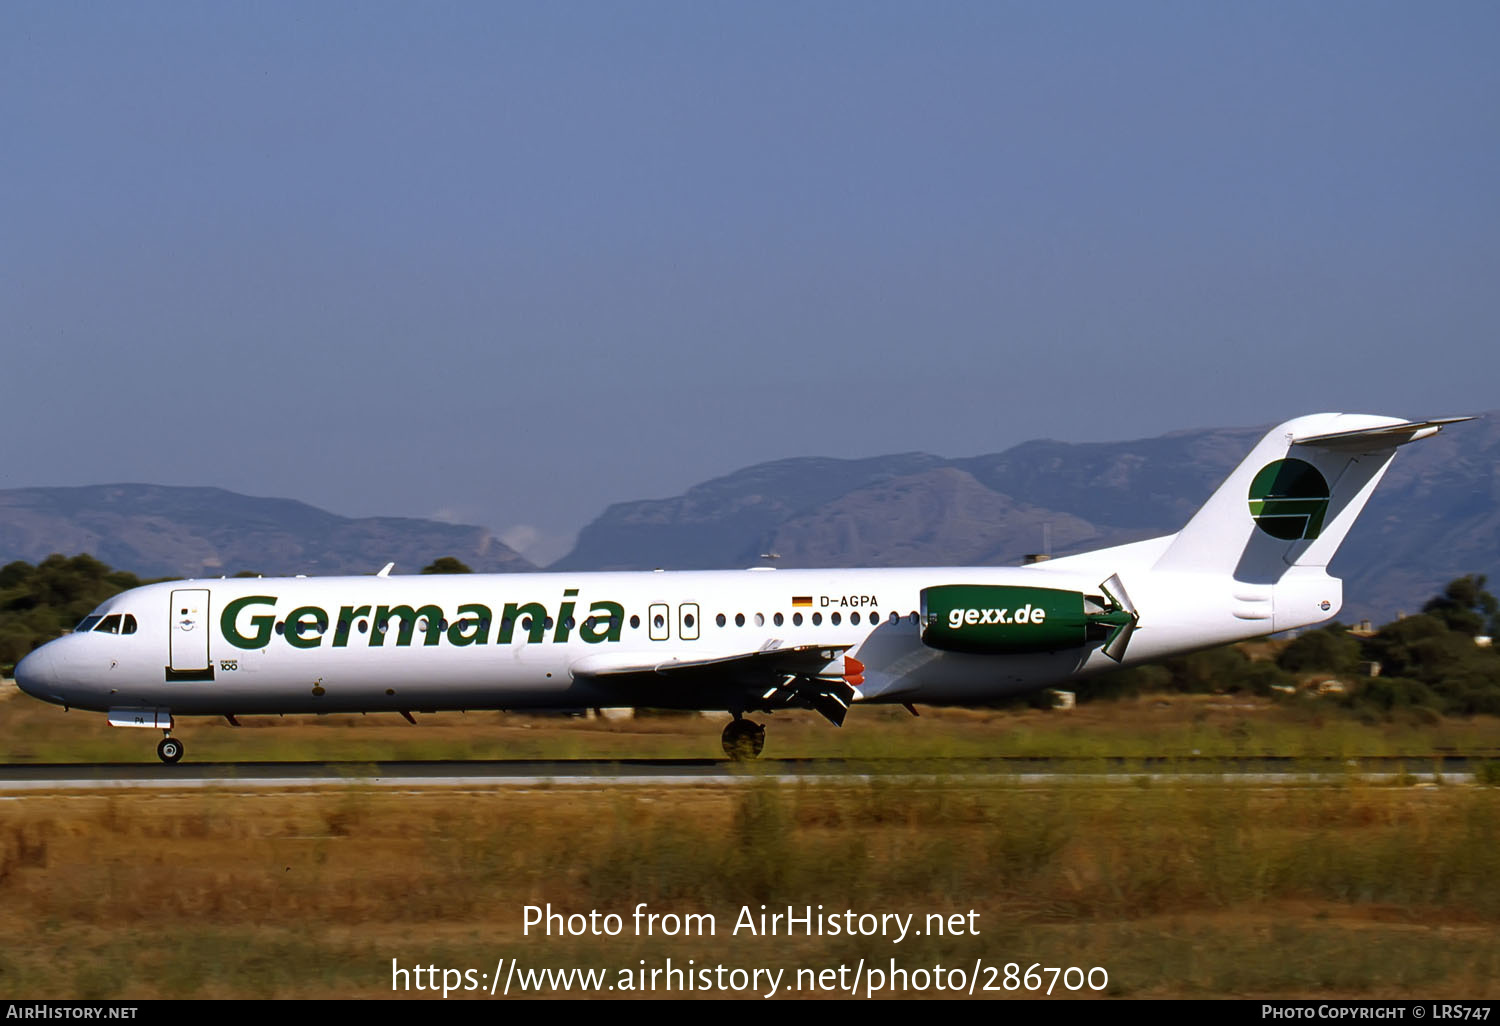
[4,2,1496,563]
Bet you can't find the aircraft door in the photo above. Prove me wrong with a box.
[679,603,700,641]
[168,588,214,681]
[648,603,670,641]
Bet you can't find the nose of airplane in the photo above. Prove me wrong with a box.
[14,645,58,701]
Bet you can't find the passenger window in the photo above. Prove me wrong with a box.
[76,616,103,633]
[122,615,138,635]
[851,612,860,626]
[358,620,369,633]
[683,613,695,629]
[793,612,803,626]
[96,614,122,634]
[653,614,665,629]
[755,613,765,626]
[774,612,784,626]
[831,612,841,625]
[716,613,726,627]
[630,615,641,629]
[812,612,822,626]
[735,613,745,627]
[909,612,919,625]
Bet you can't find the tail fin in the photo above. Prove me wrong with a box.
[1152,414,1471,583]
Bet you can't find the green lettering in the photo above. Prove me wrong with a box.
[499,602,548,644]
[580,601,624,643]
[285,606,329,649]
[372,604,445,647]
[333,605,371,647]
[448,603,492,646]
[221,595,277,650]
[555,589,578,643]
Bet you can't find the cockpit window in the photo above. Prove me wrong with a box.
[122,615,138,635]
[76,615,103,633]
[95,614,123,634]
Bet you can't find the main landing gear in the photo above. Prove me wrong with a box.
[157,734,184,764]
[721,718,765,761]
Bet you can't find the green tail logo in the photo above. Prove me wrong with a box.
[1248,459,1329,540]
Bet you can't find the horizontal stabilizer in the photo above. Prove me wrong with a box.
[1293,416,1474,452]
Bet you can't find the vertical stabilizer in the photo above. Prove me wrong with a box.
[1152,414,1470,584]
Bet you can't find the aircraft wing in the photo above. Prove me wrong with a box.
[570,641,863,726]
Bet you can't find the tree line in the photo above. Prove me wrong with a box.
[0,554,148,672]
[2,554,1497,717]
[1084,575,1500,716]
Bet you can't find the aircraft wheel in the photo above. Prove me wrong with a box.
[157,737,184,764]
[721,719,765,761]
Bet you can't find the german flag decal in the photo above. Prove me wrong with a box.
[792,596,813,607]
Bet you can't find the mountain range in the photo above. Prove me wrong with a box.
[2,413,1494,622]
[0,485,533,579]
[554,414,1498,622]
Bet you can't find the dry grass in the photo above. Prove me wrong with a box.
[2,778,1499,998]
[5,680,1500,999]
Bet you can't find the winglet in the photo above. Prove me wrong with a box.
[376,562,395,577]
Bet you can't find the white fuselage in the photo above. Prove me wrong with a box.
[14,411,1461,758]
[15,561,1323,719]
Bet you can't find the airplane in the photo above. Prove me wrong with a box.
[13,413,1472,764]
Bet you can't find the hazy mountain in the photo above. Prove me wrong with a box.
[554,453,947,570]
[0,485,534,579]
[555,415,1499,622]
[3,414,1493,622]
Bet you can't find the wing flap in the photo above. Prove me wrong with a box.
[570,642,861,727]
[570,641,849,680]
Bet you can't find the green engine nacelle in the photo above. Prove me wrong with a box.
[919,584,1131,655]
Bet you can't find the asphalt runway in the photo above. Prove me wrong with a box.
[0,755,1482,790]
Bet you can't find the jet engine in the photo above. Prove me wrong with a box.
[919,577,1137,660]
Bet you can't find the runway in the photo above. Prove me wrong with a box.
[0,755,1483,790]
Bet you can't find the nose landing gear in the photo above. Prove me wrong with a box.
[721,718,765,760]
[156,734,184,764]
